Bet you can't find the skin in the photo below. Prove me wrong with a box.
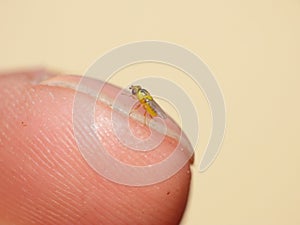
[0,69,192,225]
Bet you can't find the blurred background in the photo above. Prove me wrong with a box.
[1,1,299,224]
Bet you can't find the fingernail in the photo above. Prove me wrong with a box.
[40,75,194,186]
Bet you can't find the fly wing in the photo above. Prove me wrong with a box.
[148,99,167,119]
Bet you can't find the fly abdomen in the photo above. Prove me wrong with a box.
[144,99,158,117]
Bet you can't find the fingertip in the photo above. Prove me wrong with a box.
[0,71,192,225]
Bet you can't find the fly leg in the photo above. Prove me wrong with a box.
[129,102,141,117]
[143,110,153,126]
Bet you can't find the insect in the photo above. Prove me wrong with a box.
[129,85,167,123]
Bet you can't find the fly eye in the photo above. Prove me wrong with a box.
[131,88,139,95]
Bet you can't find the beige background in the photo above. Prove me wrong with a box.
[1,1,300,224]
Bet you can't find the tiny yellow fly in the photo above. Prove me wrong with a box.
[129,85,167,122]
